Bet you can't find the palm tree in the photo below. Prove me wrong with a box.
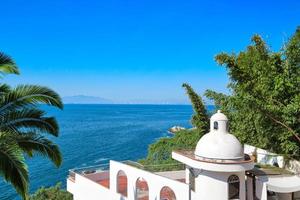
[0,52,63,199]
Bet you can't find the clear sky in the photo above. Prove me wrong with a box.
[1,0,299,104]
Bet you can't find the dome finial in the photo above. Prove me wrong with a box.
[210,110,228,133]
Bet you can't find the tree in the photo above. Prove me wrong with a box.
[205,27,300,159]
[182,83,209,132]
[29,183,72,200]
[0,52,63,199]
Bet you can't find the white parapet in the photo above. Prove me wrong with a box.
[67,172,123,200]
[109,160,190,200]
[67,160,190,200]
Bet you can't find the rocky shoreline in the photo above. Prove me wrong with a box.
[168,126,186,134]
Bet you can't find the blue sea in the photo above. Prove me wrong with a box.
[0,104,214,199]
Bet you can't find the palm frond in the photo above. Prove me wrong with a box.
[0,85,63,114]
[16,133,62,167]
[0,132,29,199]
[0,52,20,75]
[0,108,59,136]
[0,84,11,95]
[0,52,62,200]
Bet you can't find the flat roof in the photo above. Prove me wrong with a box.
[173,150,253,164]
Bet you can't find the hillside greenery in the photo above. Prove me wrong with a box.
[29,183,72,200]
[139,129,204,171]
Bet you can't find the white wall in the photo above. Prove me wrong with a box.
[244,144,284,168]
[109,160,190,200]
[67,173,124,200]
[68,160,190,200]
[194,170,246,200]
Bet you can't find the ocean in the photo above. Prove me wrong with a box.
[0,104,214,199]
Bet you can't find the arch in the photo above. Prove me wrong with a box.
[228,175,240,199]
[160,186,176,200]
[116,170,127,197]
[136,177,149,200]
[213,121,218,130]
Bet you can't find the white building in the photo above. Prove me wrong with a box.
[67,110,300,200]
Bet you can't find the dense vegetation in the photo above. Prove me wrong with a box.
[29,183,72,200]
[141,27,300,169]
[0,52,63,199]
[206,27,300,159]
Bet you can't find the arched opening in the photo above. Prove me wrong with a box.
[136,177,149,200]
[213,121,218,130]
[228,175,240,199]
[160,186,176,200]
[117,170,127,197]
[226,121,229,131]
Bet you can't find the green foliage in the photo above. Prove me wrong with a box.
[182,83,209,132]
[0,132,28,199]
[0,52,19,76]
[29,183,72,200]
[205,27,300,159]
[140,84,209,170]
[0,52,63,199]
[140,128,206,171]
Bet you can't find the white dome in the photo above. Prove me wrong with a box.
[195,132,243,160]
[194,110,244,160]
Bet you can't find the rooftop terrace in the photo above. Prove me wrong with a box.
[68,161,187,200]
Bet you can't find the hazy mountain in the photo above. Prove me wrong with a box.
[63,95,113,104]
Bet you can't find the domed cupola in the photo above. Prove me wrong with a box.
[194,110,244,160]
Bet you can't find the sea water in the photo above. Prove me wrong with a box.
[0,104,213,199]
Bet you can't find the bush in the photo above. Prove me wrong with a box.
[29,183,72,200]
[139,128,205,171]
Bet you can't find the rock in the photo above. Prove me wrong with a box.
[168,126,186,134]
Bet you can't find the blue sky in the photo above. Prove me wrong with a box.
[1,0,299,104]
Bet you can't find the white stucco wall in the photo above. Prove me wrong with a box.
[68,145,300,200]
[68,160,190,200]
[109,160,190,200]
[244,144,284,168]
[67,173,124,200]
[193,170,245,200]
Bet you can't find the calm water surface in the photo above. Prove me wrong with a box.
[0,104,201,199]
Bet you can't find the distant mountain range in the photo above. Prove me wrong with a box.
[62,95,113,104]
[62,95,201,105]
